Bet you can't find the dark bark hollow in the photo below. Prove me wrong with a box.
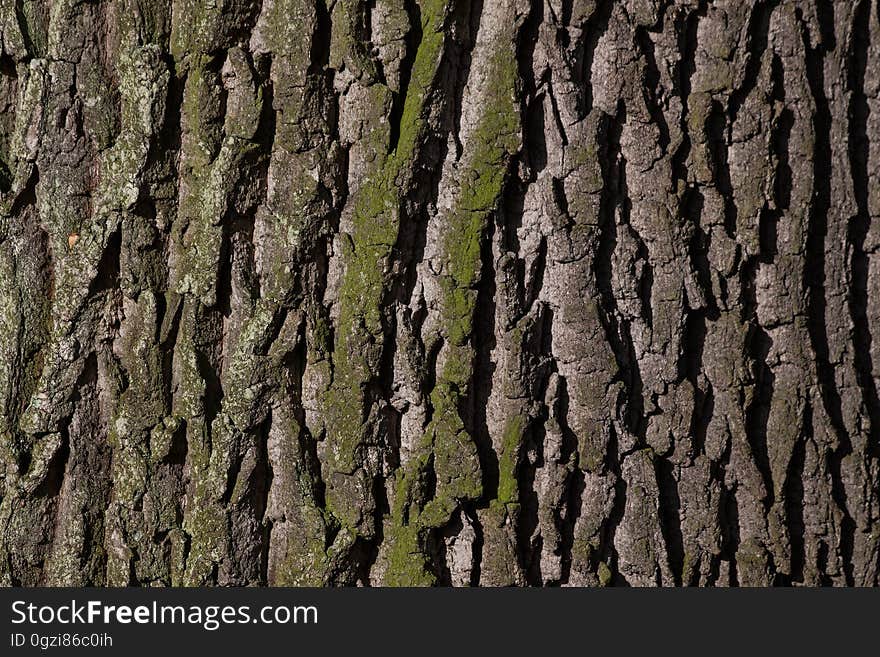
[0,0,878,587]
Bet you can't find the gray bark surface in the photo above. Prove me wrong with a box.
[0,0,878,586]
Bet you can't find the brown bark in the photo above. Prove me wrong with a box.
[0,0,878,586]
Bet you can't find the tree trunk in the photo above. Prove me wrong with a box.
[0,0,878,587]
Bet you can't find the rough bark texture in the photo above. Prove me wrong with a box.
[0,0,878,587]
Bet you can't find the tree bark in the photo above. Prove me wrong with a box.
[0,0,878,587]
